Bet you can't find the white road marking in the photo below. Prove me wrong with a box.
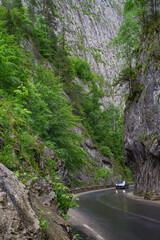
[83,224,105,240]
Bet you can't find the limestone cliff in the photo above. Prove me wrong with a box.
[124,33,160,198]
[18,0,125,186]
[55,0,122,77]
[0,163,75,240]
[70,126,115,187]
[23,0,124,106]
[54,0,125,182]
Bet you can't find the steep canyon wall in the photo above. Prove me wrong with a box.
[23,0,124,106]
[20,0,125,185]
[124,34,160,197]
[55,0,124,105]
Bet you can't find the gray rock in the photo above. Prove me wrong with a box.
[29,177,75,240]
[22,0,124,107]
[70,126,114,186]
[0,163,42,240]
[54,0,124,106]
[124,35,160,196]
[0,163,76,240]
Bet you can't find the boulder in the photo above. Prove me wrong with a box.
[0,163,42,240]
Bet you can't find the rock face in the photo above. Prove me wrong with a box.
[23,0,123,78]
[0,163,76,240]
[29,177,75,240]
[71,127,117,186]
[55,0,123,76]
[16,0,125,186]
[0,163,42,240]
[124,35,160,197]
[55,0,124,106]
[34,137,71,187]
[23,0,124,106]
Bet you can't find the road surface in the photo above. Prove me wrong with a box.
[68,187,160,240]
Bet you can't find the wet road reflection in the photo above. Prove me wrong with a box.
[71,187,160,240]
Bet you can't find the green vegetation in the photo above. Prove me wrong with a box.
[68,59,125,170]
[128,84,144,103]
[0,0,85,218]
[39,210,48,230]
[0,1,87,172]
[138,133,148,143]
[82,9,92,15]
[51,176,79,219]
[113,0,160,63]
[71,58,92,82]
[112,0,160,104]
[0,0,132,200]
[94,168,111,184]
[72,230,83,240]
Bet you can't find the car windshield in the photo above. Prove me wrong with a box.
[118,181,125,184]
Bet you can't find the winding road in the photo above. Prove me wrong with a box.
[68,187,160,240]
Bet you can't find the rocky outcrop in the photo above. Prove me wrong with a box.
[29,177,75,240]
[55,0,122,76]
[23,0,123,78]
[0,163,76,240]
[33,137,71,187]
[124,34,160,197]
[0,163,42,240]
[22,0,124,106]
[71,126,118,187]
[55,0,124,106]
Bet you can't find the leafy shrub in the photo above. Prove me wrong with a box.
[94,167,111,184]
[117,66,138,85]
[72,58,92,81]
[51,176,79,219]
[32,15,53,57]
[99,146,114,159]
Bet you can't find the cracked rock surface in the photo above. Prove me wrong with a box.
[124,36,160,197]
[0,163,42,240]
[0,163,76,240]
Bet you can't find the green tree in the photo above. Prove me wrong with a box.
[29,66,86,170]
[112,0,160,93]
[32,15,53,57]
[0,32,30,91]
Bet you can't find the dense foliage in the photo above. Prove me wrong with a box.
[114,0,160,62]
[0,1,87,171]
[0,0,131,191]
[112,0,160,100]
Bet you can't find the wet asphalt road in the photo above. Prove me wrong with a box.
[69,187,160,240]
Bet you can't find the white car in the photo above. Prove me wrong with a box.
[115,180,129,189]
